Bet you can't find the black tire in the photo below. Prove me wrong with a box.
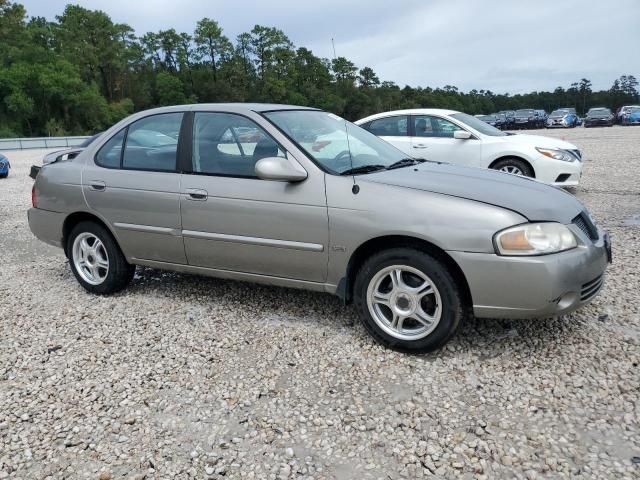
[490,157,534,177]
[353,248,465,353]
[66,221,135,294]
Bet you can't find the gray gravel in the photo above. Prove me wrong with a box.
[1,126,639,479]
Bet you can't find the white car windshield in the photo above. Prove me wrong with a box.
[449,112,508,137]
[264,110,410,174]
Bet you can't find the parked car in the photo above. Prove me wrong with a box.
[475,114,498,127]
[584,108,615,127]
[43,133,103,165]
[32,133,104,179]
[491,113,507,130]
[356,108,583,186]
[616,105,640,124]
[620,106,640,125]
[0,153,10,178]
[28,104,610,353]
[513,109,537,129]
[498,110,516,129]
[546,109,578,128]
[535,110,548,127]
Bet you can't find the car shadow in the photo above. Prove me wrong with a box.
[120,267,588,356]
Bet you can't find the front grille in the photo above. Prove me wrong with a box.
[581,275,604,302]
[572,212,598,241]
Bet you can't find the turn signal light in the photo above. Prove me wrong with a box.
[31,184,37,208]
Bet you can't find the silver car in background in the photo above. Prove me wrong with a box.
[28,104,611,353]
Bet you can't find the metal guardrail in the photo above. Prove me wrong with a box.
[0,136,90,151]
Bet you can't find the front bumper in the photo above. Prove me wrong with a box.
[449,225,609,319]
[585,119,612,127]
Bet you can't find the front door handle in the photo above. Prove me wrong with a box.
[89,180,106,191]
[412,144,428,149]
[185,188,208,201]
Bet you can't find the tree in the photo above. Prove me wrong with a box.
[358,67,380,88]
[0,1,638,137]
[578,78,592,114]
[194,18,231,81]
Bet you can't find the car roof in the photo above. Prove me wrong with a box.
[355,108,460,124]
[136,103,321,115]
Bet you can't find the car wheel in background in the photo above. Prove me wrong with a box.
[354,248,465,353]
[67,221,135,294]
[491,157,534,177]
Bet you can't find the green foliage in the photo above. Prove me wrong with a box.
[0,1,638,137]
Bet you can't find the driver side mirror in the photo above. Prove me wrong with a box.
[454,130,472,140]
[255,157,307,182]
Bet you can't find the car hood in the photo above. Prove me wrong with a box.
[363,162,584,223]
[496,133,577,150]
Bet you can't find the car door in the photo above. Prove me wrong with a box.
[179,111,329,282]
[83,112,187,264]
[410,115,482,167]
[364,115,412,155]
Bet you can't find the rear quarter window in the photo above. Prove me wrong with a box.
[95,129,125,168]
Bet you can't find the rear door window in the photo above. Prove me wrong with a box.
[367,116,408,136]
[122,113,183,171]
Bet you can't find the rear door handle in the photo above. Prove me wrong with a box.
[412,144,428,149]
[89,180,106,191]
[185,188,208,201]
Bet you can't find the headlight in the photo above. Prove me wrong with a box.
[535,147,575,162]
[494,223,577,256]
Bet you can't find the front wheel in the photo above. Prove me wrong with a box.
[354,248,465,353]
[491,158,534,177]
[67,221,135,294]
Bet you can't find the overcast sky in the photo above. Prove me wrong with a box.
[20,0,640,94]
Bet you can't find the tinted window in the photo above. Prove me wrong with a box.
[192,112,286,177]
[95,129,125,168]
[367,116,408,137]
[122,113,183,171]
[413,116,462,138]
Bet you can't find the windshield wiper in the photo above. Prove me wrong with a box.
[386,158,426,170]
[339,165,386,176]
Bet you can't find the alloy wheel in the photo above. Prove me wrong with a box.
[366,265,442,341]
[499,165,524,175]
[72,232,109,285]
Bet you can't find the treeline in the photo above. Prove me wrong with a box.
[0,1,638,137]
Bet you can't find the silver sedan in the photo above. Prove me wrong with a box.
[28,104,611,353]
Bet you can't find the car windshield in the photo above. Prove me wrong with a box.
[588,109,610,117]
[515,110,533,117]
[626,107,640,114]
[263,110,408,174]
[449,112,507,137]
[550,110,568,117]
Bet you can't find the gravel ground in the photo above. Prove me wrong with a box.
[0,126,638,480]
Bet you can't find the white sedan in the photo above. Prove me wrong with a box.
[355,109,583,186]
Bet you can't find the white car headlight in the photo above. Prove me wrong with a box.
[535,147,575,162]
[494,223,577,256]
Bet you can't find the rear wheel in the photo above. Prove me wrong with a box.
[354,248,465,353]
[491,157,534,177]
[67,221,135,294]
